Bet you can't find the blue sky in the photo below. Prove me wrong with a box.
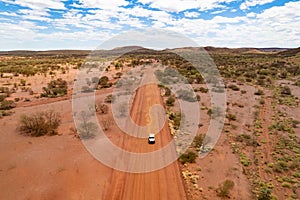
[0,0,299,50]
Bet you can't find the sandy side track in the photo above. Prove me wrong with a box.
[103,83,187,200]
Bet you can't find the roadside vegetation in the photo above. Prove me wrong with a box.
[1,47,300,199]
[19,110,61,137]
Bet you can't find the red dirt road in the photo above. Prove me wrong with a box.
[103,83,187,200]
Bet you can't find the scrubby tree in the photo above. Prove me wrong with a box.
[166,96,175,106]
[41,78,68,98]
[280,85,292,96]
[19,110,61,137]
[216,179,235,198]
[97,103,109,114]
[179,151,197,164]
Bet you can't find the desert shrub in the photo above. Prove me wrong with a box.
[193,134,205,149]
[179,151,197,164]
[226,113,237,122]
[293,172,300,178]
[104,94,115,103]
[97,104,109,114]
[212,86,225,93]
[207,107,223,119]
[236,134,258,147]
[216,179,234,198]
[289,157,300,169]
[240,153,251,166]
[166,96,175,106]
[228,84,240,91]
[0,86,10,95]
[164,87,171,96]
[280,85,292,96]
[169,112,181,130]
[78,121,97,139]
[41,78,68,98]
[282,182,292,188]
[19,79,26,86]
[0,100,16,110]
[115,72,123,78]
[176,89,197,102]
[77,111,97,139]
[81,86,94,93]
[99,76,111,88]
[101,117,114,131]
[19,110,61,137]
[0,110,14,118]
[294,80,300,87]
[273,161,288,173]
[257,187,272,200]
[91,77,99,84]
[254,89,264,95]
[0,94,6,102]
[260,99,265,104]
[199,87,208,93]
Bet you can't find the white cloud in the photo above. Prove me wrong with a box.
[0,0,299,49]
[240,0,275,10]
[73,0,129,10]
[18,8,52,22]
[137,0,235,12]
[246,12,256,17]
[211,10,227,15]
[162,1,300,48]
[2,0,66,10]
[0,12,18,17]
[184,11,200,18]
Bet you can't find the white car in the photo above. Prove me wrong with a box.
[148,133,155,144]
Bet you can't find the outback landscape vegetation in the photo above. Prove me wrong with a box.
[0,46,299,199]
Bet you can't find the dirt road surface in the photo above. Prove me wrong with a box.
[103,77,187,199]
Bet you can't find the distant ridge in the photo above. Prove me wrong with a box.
[276,47,300,56]
[203,46,291,54]
[0,46,298,56]
[0,50,90,56]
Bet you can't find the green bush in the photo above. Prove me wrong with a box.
[169,112,181,130]
[0,94,7,102]
[179,151,197,164]
[41,78,68,98]
[207,107,223,119]
[193,134,205,149]
[166,96,175,106]
[0,100,16,110]
[99,76,111,88]
[226,113,237,121]
[257,187,272,200]
[228,84,240,91]
[280,85,292,96]
[255,89,264,95]
[199,87,208,93]
[282,182,292,188]
[273,161,288,173]
[176,89,197,102]
[19,110,61,137]
[216,179,234,198]
[240,153,251,166]
[78,121,97,139]
[164,87,171,96]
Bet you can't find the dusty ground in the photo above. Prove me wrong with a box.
[1,57,299,200]
[0,98,113,199]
